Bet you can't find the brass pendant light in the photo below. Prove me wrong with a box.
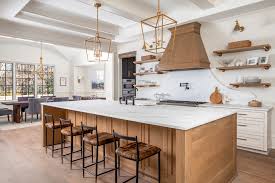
[85,2,112,62]
[35,41,46,80]
[141,0,177,54]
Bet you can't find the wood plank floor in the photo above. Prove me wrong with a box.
[0,126,274,183]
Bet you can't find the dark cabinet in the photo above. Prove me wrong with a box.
[122,57,136,79]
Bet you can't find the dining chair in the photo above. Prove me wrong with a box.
[18,96,34,121]
[0,108,13,122]
[25,98,47,122]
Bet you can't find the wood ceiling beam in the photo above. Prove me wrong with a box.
[0,19,117,52]
[16,11,114,39]
[22,0,119,35]
[189,0,215,10]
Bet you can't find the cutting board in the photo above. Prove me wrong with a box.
[210,87,223,104]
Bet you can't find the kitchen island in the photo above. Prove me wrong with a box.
[42,100,237,183]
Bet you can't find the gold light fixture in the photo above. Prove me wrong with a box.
[35,41,46,80]
[234,20,245,32]
[141,0,177,54]
[85,2,111,62]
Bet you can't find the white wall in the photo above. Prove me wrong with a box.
[72,50,115,100]
[117,6,275,148]
[0,36,72,98]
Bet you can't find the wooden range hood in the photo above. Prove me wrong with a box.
[159,22,210,71]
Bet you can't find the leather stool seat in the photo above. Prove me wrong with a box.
[45,121,70,129]
[116,142,161,161]
[61,126,92,136]
[83,132,117,146]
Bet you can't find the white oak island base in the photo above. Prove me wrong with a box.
[42,105,237,183]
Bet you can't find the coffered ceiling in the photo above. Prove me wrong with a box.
[0,0,275,49]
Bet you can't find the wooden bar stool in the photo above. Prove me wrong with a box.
[81,123,117,179]
[60,119,92,169]
[45,114,70,157]
[113,131,161,183]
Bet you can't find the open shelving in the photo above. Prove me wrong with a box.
[230,83,271,88]
[133,59,160,65]
[133,71,167,76]
[133,84,160,88]
[213,44,271,56]
[217,64,271,72]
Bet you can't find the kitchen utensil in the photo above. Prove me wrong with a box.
[210,87,223,104]
[248,100,262,107]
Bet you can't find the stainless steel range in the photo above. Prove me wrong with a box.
[157,100,207,107]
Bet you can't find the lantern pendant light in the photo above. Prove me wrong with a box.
[35,41,46,80]
[141,0,177,54]
[85,2,112,62]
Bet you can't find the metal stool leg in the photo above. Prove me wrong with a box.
[82,140,85,178]
[158,152,161,183]
[45,127,48,153]
[95,145,99,179]
[114,142,118,183]
[91,145,94,163]
[103,144,106,168]
[80,136,83,157]
[136,159,139,183]
[52,128,54,157]
[70,135,73,169]
[61,134,64,164]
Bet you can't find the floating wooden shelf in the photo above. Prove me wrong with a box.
[217,64,271,72]
[213,44,271,56]
[133,84,160,88]
[134,59,160,64]
[230,83,271,88]
[133,71,167,76]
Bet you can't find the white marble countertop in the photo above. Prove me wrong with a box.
[42,100,237,131]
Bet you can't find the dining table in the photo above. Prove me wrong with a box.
[1,98,74,123]
[1,101,29,123]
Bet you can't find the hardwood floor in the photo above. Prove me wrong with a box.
[0,125,274,183]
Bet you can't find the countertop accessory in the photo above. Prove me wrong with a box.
[247,57,259,65]
[210,87,223,104]
[233,58,245,67]
[228,40,251,49]
[259,56,269,65]
[248,100,262,107]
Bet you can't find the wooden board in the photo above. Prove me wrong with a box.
[210,87,223,104]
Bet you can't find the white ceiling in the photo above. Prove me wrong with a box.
[0,0,275,49]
